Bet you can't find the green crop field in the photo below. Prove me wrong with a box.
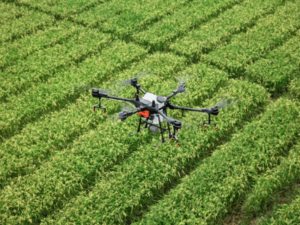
[0,0,299,224]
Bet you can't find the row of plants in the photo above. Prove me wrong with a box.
[259,191,300,225]
[71,0,132,27]
[201,1,300,75]
[242,143,300,218]
[0,40,149,183]
[0,2,54,43]
[170,0,285,61]
[131,0,243,51]
[41,78,269,224]
[289,78,300,101]
[245,30,300,95]
[0,53,189,224]
[0,26,111,102]
[99,0,192,39]
[0,52,186,184]
[15,0,110,17]
[0,1,26,23]
[136,97,300,225]
[0,20,78,69]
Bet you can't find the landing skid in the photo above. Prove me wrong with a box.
[129,115,180,147]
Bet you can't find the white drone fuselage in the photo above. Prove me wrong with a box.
[140,92,164,124]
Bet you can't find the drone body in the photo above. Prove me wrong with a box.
[92,77,219,147]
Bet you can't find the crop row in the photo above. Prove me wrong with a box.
[0,40,149,183]
[98,0,192,39]
[0,26,111,103]
[259,193,300,225]
[289,78,300,101]
[131,0,243,51]
[41,78,269,224]
[245,30,300,95]
[242,143,300,217]
[170,0,285,61]
[0,53,189,224]
[72,0,188,29]
[0,2,54,43]
[202,1,300,75]
[136,97,300,225]
[15,0,110,17]
[0,52,188,188]
[0,1,25,23]
[0,20,79,69]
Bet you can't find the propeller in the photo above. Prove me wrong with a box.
[71,68,157,97]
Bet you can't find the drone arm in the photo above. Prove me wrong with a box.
[156,110,182,129]
[166,102,219,115]
[137,85,146,94]
[118,108,144,121]
[92,88,136,103]
[166,83,186,100]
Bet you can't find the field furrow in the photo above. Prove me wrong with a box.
[0,20,78,69]
[71,0,145,27]
[0,54,188,225]
[0,27,111,103]
[132,0,243,51]
[242,143,300,218]
[259,194,300,225]
[170,0,284,61]
[15,0,110,17]
[100,0,191,39]
[0,2,25,23]
[0,3,54,43]
[0,53,186,188]
[289,78,300,101]
[0,41,148,178]
[245,30,300,95]
[136,97,300,225]
[201,1,300,75]
[42,77,269,224]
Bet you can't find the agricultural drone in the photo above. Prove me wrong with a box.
[92,77,219,147]
[91,76,221,147]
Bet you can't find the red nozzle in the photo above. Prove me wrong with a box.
[214,127,217,130]
[202,125,206,129]
[170,138,173,142]
[176,143,179,147]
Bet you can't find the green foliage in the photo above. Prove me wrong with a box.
[1,0,300,223]
[202,1,300,75]
[0,53,187,225]
[16,0,110,17]
[0,3,54,43]
[0,41,148,181]
[242,144,300,217]
[259,195,300,225]
[137,98,299,225]
[289,78,300,101]
[245,30,300,94]
[0,27,111,102]
[101,0,190,39]
[132,0,243,51]
[170,0,284,61]
[42,78,269,224]
[0,20,77,69]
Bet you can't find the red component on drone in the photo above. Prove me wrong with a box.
[138,110,149,118]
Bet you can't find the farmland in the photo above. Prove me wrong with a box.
[0,0,299,224]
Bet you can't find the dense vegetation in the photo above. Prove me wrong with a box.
[0,0,299,224]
